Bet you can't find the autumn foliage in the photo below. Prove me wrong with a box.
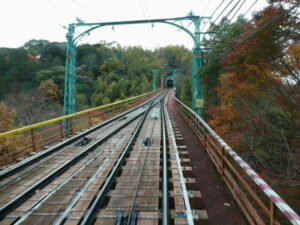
[206,1,300,178]
[0,103,31,166]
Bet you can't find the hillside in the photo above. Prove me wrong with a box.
[0,41,191,125]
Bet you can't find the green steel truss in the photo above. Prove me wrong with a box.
[64,15,210,117]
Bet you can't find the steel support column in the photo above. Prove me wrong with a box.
[192,17,203,117]
[172,69,177,96]
[152,69,158,91]
[64,24,76,116]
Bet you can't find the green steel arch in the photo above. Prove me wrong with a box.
[64,15,209,117]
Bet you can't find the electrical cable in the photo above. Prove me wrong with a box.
[228,0,248,22]
[203,0,248,41]
[213,0,247,34]
[202,0,213,16]
[143,0,152,20]
[210,0,236,26]
[242,0,258,17]
[72,0,100,21]
[210,0,227,19]
[48,0,75,19]
[201,0,226,33]
[138,0,148,21]
[202,0,236,40]
[210,2,299,62]
[212,0,248,39]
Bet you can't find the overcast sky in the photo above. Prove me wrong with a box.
[0,0,268,50]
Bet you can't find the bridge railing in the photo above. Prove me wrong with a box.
[174,97,300,225]
[0,89,161,167]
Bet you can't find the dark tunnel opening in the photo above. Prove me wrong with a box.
[166,79,174,88]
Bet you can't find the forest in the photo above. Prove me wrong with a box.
[199,0,299,211]
[201,0,299,181]
[0,41,191,125]
[0,0,299,207]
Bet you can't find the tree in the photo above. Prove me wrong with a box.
[201,16,249,108]
[102,96,111,105]
[23,39,50,56]
[92,92,104,106]
[5,89,62,125]
[35,65,65,90]
[77,93,88,110]
[99,56,125,76]
[38,79,62,101]
[155,45,191,73]
[207,2,300,178]
[0,102,16,133]
[0,103,31,166]
[179,77,192,107]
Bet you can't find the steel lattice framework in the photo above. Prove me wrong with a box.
[64,15,210,117]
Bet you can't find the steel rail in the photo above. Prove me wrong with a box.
[126,103,160,225]
[161,101,170,225]
[0,91,164,182]
[164,98,194,225]
[0,107,148,220]
[79,99,160,225]
[51,122,138,225]
[14,127,127,225]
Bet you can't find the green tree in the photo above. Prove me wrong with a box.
[23,39,50,56]
[201,16,248,108]
[35,65,65,90]
[38,79,62,101]
[179,77,192,107]
[77,93,88,110]
[102,96,111,105]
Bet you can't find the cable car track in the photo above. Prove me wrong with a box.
[0,91,200,225]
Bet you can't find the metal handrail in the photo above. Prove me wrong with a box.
[174,97,300,225]
[0,90,160,138]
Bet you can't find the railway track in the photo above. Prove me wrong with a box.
[0,91,206,225]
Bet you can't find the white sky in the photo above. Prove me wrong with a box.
[0,0,268,50]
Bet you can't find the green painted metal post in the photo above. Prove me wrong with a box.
[192,16,204,117]
[152,69,158,91]
[63,24,77,132]
[64,24,77,116]
[172,69,177,96]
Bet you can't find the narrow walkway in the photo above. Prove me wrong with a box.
[167,90,247,225]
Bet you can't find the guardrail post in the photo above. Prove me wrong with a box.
[270,200,276,225]
[59,120,64,139]
[194,115,198,134]
[69,118,73,135]
[204,127,207,148]
[222,147,226,177]
[88,112,92,127]
[30,128,36,151]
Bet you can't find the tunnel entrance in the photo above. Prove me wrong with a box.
[166,79,174,88]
